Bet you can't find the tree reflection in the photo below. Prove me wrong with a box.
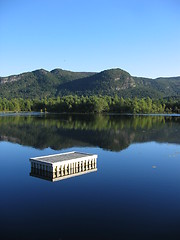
[0,114,179,151]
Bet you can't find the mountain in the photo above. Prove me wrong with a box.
[0,68,95,99]
[0,68,179,99]
[133,76,180,98]
[57,68,136,96]
[50,68,95,83]
[58,69,180,98]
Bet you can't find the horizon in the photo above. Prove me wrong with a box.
[0,0,180,78]
[1,67,180,79]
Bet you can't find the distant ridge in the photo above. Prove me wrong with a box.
[0,68,179,99]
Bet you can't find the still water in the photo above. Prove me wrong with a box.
[0,113,180,240]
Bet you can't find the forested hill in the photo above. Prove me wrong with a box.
[0,68,179,99]
[0,68,95,99]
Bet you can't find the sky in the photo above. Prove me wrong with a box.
[0,0,180,78]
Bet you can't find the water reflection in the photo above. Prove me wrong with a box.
[0,114,179,151]
[1,114,180,240]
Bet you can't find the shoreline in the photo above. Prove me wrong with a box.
[0,111,180,117]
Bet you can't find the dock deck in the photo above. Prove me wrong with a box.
[30,151,96,164]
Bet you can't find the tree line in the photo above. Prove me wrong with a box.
[0,96,179,113]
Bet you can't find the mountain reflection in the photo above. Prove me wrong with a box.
[0,114,179,151]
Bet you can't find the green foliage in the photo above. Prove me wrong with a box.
[0,96,179,114]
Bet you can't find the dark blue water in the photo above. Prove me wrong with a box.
[0,114,180,240]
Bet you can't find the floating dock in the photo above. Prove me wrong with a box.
[29,151,98,182]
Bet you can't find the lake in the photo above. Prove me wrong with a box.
[0,113,180,240]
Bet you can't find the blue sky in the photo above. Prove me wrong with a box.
[0,0,180,78]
